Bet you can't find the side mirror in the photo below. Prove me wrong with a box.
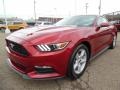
[96,23,110,31]
[99,23,110,27]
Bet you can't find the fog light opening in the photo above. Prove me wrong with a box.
[34,66,55,73]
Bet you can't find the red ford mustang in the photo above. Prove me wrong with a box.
[6,15,117,80]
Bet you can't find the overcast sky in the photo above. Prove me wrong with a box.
[0,0,120,19]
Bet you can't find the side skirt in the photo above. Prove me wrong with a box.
[90,46,110,61]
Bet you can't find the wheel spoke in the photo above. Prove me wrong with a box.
[80,58,86,64]
[77,63,82,72]
[74,62,78,70]
[75,49,85,60]
[80,50,85,57]
[75,53,80,60]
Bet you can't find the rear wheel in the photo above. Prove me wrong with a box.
[0,27,6,31]
[109,35,117,49]
[68,44,89,80]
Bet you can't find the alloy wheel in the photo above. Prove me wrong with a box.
[73,49,87,74]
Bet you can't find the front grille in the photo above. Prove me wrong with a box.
[6,40,29,56]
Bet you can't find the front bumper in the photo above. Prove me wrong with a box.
[7,58,63,79]
[7,58,30,79]
[6,46,71,79]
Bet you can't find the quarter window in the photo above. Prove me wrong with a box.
[97,17,108,26]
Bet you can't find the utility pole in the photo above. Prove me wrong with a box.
[99,0,101,15]
[2,0,10,33]
[54,8,57,23]
[34,0,37,24]
[85,3,88,15]
[75,0,77,15]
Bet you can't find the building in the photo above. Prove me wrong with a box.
[38,17,63,24]
[104,11,120,21]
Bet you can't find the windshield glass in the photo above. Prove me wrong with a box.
[55,15,96,27]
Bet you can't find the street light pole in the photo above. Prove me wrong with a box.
[2,0,10,33]
[99,0,101,15]
[34,0,37,24]
[85,3,88,15]
[54,8,57,23]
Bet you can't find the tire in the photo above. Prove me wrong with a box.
[0,27,6,31]
[68,44,89,80]
[109,35,117,49]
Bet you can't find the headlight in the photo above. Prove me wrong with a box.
[36,42,69,52]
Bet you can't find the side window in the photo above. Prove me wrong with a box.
[97,17,108,26]
[13,22,23,24]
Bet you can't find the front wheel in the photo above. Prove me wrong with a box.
[68,44,89,80]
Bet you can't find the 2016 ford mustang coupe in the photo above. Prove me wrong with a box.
[6,15,117,80]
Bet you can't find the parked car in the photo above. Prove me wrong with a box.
[35,21,53,26]
[110,20,120,31]
[0,21,6,30]
[26,21,35,27]
[6,15,117,80]
[0,21,28,31]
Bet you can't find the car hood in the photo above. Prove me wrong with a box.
[9,26,92,44]
[10,26,75,38]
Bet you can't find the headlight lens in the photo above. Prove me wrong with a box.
[37,42,69,52]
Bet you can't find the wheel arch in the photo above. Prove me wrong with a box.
[67,40,91,79]
[72,40,91,60]
[80,41,91,59]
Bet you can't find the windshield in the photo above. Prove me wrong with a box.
[55,15,96,27]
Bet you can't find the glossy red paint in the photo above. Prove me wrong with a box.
[6,15,117,79]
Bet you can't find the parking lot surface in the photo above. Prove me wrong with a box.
[0,32,120,90]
